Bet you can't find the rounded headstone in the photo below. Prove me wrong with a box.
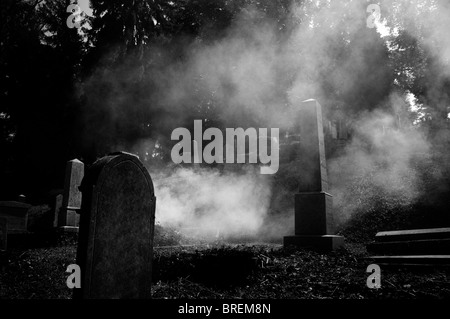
[76,152,156,299]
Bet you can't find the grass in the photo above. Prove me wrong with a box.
[1,241,449,299]
[0,245,76,299]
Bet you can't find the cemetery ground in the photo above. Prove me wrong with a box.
[1,225,449,299]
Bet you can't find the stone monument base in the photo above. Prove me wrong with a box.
[59,226,79,233]
[295,192,334,235]
[58,209,80,228]
[284,235,344,252]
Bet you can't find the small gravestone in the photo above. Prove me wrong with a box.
[59,159,84,230]
[75,152,156,299]
[0,201,31,233]
[284,99,344,251]
[53,194,63,228]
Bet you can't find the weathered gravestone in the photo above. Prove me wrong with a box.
[75,152,156,299]
[284,99,344,251]
[59,159,84,230]
[53,194,63,228]
[0,201,31,233]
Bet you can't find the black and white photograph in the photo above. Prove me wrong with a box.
[0,0,449,311]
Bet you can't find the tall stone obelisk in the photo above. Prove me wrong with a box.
[284,99,344,251]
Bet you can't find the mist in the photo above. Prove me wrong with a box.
[79,0,450,241]
[329,100,431,225]
[150,165,271,241]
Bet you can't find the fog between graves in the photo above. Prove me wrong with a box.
[79,1,450,242]
[148,110,430,242]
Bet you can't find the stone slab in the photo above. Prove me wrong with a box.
[368,238,450,255]
[367,255,450,266]
[374,227,450,242]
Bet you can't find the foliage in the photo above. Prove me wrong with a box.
[0,0,85,201]
[0,245,76,299]
[337,149,450,243]
[0,0,449,216]
[2,243,450,299]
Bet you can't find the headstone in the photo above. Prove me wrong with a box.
[75,152,156,299]
[337,119,348,139]
[53,194,63,228]
[284,99,344,251]
[59,159,84,230]
[0,218,7,251]
[329,121,338,139]
[0,201,31,233]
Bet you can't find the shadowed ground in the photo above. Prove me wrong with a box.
[1,240,449,299]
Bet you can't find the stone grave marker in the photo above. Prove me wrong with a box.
[53,194,63,228]
[59,159,84,230]
[0,201,31,233]
[75,152,156,299]
[284,99,344,251]
[367,227,450,266]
